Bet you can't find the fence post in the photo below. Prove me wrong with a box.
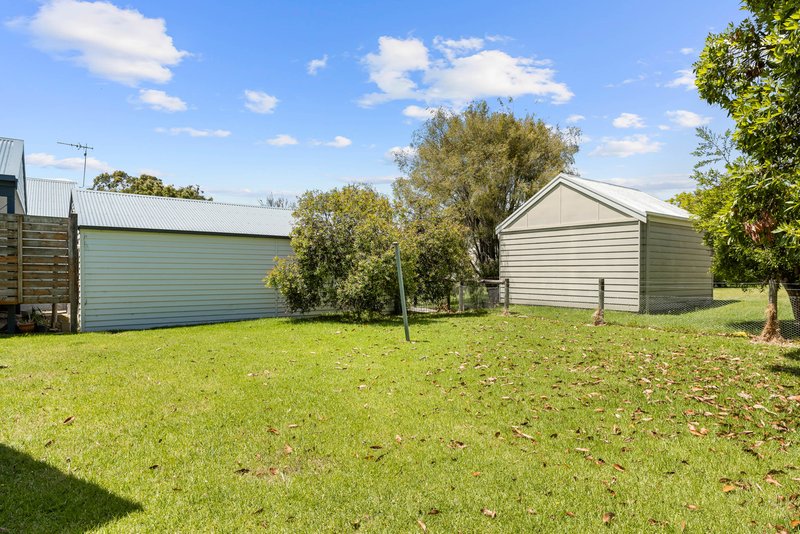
[503,278,510,314]
[393,242,410,342]
[68,213,79,334]
[458,282,464,312]
[593,278,605,326]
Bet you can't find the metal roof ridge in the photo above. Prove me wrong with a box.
[74,188,294,211]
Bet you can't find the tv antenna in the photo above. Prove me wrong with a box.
[57,141,94,187]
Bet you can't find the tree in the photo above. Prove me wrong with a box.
[394,100,579,278]
[258,193,297,209]
[266,185,472,317]
[92,171,211,200]
[694,0,800,335]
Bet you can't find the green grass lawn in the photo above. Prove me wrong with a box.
[1,309,799,532]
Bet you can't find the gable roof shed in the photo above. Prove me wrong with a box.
[497,173,711,313]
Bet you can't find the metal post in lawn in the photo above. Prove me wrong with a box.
[459,282,464,312]
[593,278,605,326]
[503,278,510,314]
[393,242,410,342]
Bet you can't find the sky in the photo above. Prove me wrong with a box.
[0,0,745,204]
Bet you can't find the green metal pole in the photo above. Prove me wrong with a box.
[393,242,410,342]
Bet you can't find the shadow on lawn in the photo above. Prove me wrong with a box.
[287,309,489,327]
[727,320,799,338]
[645,299,740,316]
[767,348,800,378]
[0,444,141,532]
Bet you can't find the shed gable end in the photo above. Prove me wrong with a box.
[506,183,633,231]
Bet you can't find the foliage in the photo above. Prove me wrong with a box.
[694,0,800,319]
[1,312,797,531]
[258,193,297,209]
[266,185,409,317]
[92,171,211,200]
[394,100,579,278]
[267,185,473,316]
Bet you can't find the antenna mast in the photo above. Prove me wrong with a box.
[57,141,94,187]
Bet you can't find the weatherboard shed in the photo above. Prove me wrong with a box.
[496,173,712,312]
[71,189,296,331]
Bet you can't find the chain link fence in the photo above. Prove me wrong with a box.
[408,279,510,314]
[595,281,800,339]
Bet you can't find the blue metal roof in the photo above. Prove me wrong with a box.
[26,178,76,218]
[72,189,293,237]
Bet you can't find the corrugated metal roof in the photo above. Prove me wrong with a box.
[72,189,294,237]
[496,173,690,233]
[0,137,24,179]
[26,178,76,217]
[565,175,689,220]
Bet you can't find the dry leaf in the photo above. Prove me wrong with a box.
[511,426,536,441]
[44,439,53,448]
[234,468,250,475]
[417,519,427,532]
[686,504,699,511]
[284,444,293,455]
[790,519,800,528]
[472,471,481,477]
[148,464,159,470]
[602,512,615,524]
[722,484,737,493]
[62,416,75,425]
[449,440,466,449]
[427,508,440,515]
[267,427,280,435]
[481,508,496,518]
[395,435,403,443]
[575,447,590,453]
[288,423,299,428]
[565,511,576,517]
[612,463,625,472]
[765,474,782,487]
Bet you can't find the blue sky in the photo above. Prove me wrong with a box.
[1,0,743,203]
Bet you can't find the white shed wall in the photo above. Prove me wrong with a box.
[499,221,642,312]
[79,229,293,331]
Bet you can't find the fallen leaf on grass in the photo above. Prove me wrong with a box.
[765,474,782,487]
[722,484,737,493]
[148,464,159,470]
[602,512,615,524]
[612,463,625,472]
[428,508,440,515]
[267,427,280,435]
[791,519,800,528]
[481,508,496,518]
[565,511,575,517]
[449,440,466,449]
[284,444,293,455]
[687,423,708,437]
[44,439,53,448]
[288,423,299,429]
[511,426,536,441]
[472,471,481,477]
[686,504,699,511]
[62,416,75,425]
[575,447,590,453]
[417,519,427,532]
[234,468,250,475]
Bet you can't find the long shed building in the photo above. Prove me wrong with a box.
[72,190,296,331]
[496,173,712,313]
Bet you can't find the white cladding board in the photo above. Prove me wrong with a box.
[499,221,641,312]
[642,218,713,302]
[79,229,293,331]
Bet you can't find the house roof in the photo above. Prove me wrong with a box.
[72,189,293,238]
[496,173,690,233]
[26,178,76,218]
[0,137,26,209]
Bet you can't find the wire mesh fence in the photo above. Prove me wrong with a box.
[595,281,800,339]
[408,279,509,314]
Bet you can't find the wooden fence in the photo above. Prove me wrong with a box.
[0,213,78,332]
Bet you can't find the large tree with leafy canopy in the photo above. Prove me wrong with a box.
[694,0,800,334]
[394,100,579,278]
[92,171,211,200]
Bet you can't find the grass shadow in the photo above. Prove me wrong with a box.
[0,444,141,532]
[285,309,490,327]
[766,348,800,377]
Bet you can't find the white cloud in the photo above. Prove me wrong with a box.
[606,74,646,88]
[590,135,663,158]
[313,135,352,148]
[665,110,711,128]
[265,134,298,146]
[27,152,111,172]
[565,114,585,123]
[307,54,328,75]
[156,127,231,138]
[612,112,645,129]
[244,90,278,114]
[680,47,695,55]
[666,69,696,90]
[657,124,671,131]
[385,145,416,162]
[603,173,693,200]
[359,36,572,107]
[16,0,188,86]
[136,89,187,112]
[402,105,436,120]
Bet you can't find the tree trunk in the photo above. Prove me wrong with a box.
[758,279,784,342]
